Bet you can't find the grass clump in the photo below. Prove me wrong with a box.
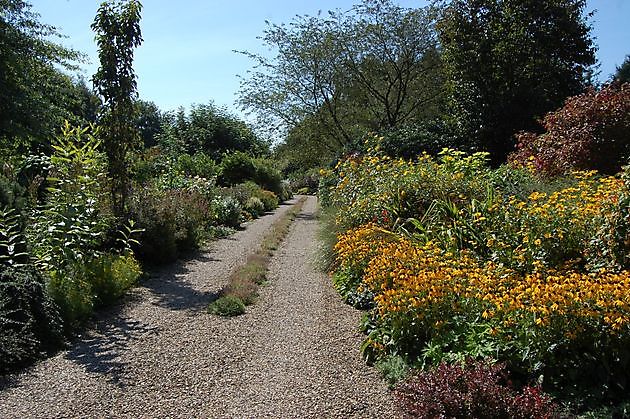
[208,295,246,316]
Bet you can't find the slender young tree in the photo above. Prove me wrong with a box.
[91,0,142,216]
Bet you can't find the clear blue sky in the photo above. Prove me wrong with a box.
[31,0,630,115]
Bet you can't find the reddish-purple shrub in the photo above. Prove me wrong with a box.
[394,359,559,419]
[510,83,630,176]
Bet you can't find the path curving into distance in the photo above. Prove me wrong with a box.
[0,196,395,418]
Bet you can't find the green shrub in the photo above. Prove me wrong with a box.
[0,266,64,373]
[88,253,142,307]
[175,152,220,179]
[220,151,257,185]
[259,190,279,212]
[128,187,178,264]
[277,179,293,202]
[245,196,265,218]
[252,157,283,195]
[208,295,246,316]
[47,264,94,329]
[26,124,114,271]
[379,119,460,160]
[211,196,241,228]
[129,186,211,264]
[224,181,260,207]
[0,207,29,267]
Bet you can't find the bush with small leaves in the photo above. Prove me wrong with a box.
[258,190,279,212]
[245,196,265,218]
[0,266,65,373]
[394,359,559,419]
[208,295,246,317]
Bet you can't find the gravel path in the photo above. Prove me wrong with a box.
[0,196,395,418]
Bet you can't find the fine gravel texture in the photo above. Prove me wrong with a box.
[0,195,395,418]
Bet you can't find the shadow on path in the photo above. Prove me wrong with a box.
[64,314,159,387]
[143,251,220,312]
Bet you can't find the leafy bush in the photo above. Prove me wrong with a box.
[586,165,630,272]
[379,119,459,159]
[220,151,257,185]
[245,196,265,218]
[47,264,94,329]
[129,186,211,264]
[208,295,245,317]
[395,360,559,419]
[510,83,630,176]
[277,179,293,202]
[219,151,286,198]
[0,207,29,267]
[0,266,64,373]
[175,152,220,179]
[259,190,279,212]
[211,196,241,228]
[289,168,320,195]
[88,253,142,307]
[251,157,283,195]
[26,124,113,271]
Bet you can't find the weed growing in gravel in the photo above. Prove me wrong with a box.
[208,197,307,316]
[208,295,246,316]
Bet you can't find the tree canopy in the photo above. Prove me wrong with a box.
[0,0,86,151]
[156,103,269,159]
[238,0,445,156]
[437,0,596,163]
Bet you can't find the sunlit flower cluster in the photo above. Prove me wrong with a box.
[363,236,630,333]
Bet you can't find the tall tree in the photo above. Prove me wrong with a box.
[238,0,444,154]
[614,55,630,84]
[437,0,596,163]
[92,0,142,216]
[0,0,84,151]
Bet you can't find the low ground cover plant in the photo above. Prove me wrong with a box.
[322,138,630,413]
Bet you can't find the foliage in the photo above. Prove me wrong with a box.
[510,83,630,176]
[258,190,279,212]
[135,100,163,148]
[324,145,630,408]
[92,0,143,215]
[211,196,241,228]
[0,266,64,373]
[27,124,113,271]
[239,0,444,151]
[220,151,284,197]
[0,207,29,267]
[47,252,141,328]
[129,185,211,264]
[379,118,459,159]
[375,354,411,387]
[157,103,268,158]
[614,55,630,84]
[245,196,265,218]
[88,252,141,307]
[220,151,257,185]
[395,359,560,419]
[0,0,86,149]
[208,295,246,317]
[437,0,596,163]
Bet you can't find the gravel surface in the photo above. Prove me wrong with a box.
[0,196,395,418]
